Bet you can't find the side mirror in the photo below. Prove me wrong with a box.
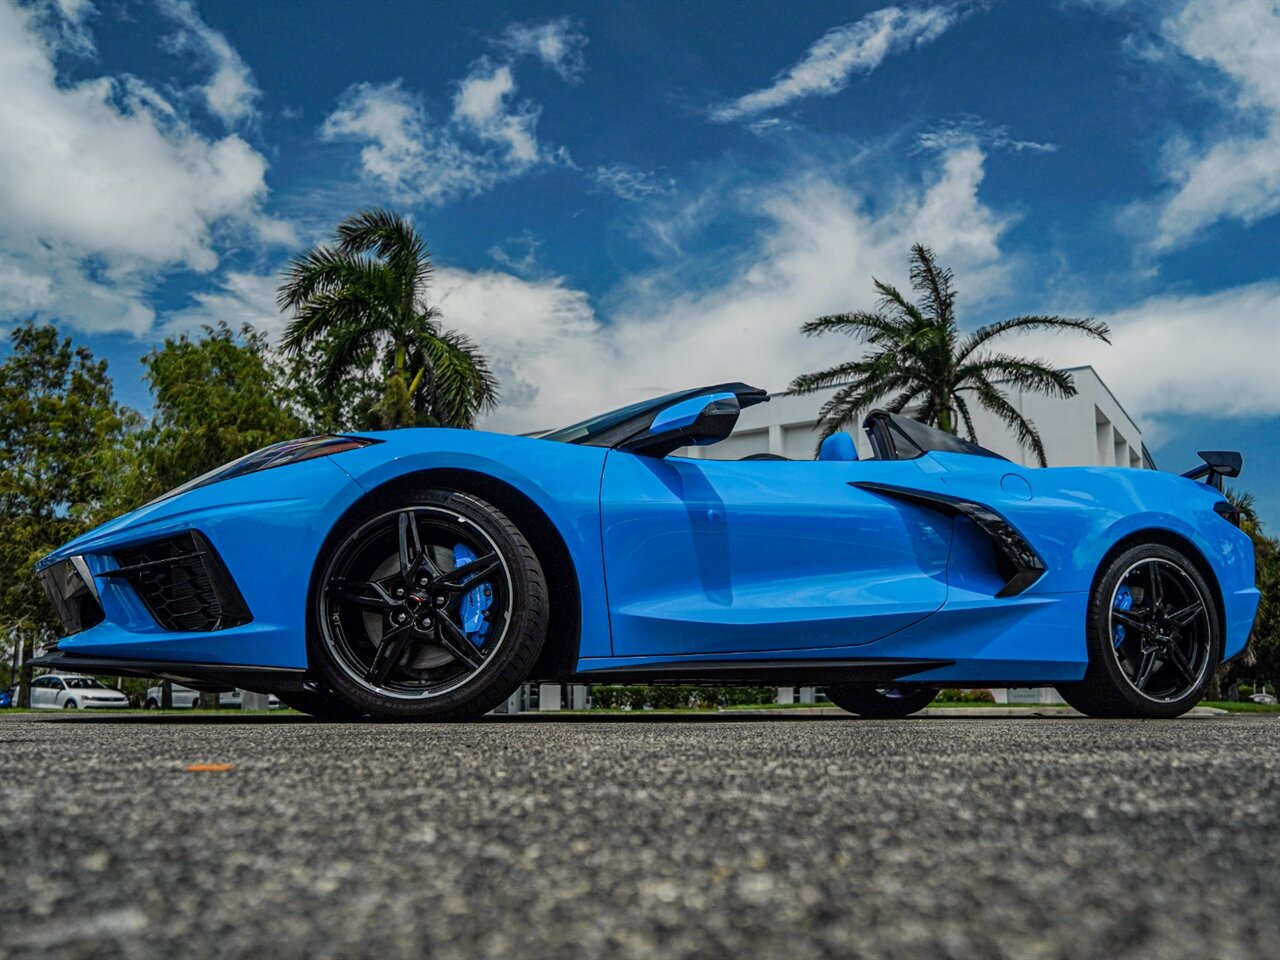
[620,392,741,458]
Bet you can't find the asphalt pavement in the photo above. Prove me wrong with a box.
[1,712,1277,960]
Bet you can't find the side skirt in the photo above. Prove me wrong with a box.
[25,651,309,694]
[563,658,954,686]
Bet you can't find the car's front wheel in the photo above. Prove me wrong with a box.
[311,489,549,721]
[1057,542,1220,719]
[62,699,78,709]
[824,685,938,718]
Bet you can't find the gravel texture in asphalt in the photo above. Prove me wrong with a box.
[1,712,1277,960]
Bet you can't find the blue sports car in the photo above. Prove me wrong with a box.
[33,382,1259,720]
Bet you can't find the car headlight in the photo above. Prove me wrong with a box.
[147,435,380,506]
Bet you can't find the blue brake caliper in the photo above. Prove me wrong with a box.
[453,544,493,648]
[1112,584,1133,648]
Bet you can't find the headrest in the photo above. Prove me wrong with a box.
[818,432,858,462]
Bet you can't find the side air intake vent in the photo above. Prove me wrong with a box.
[851,482,1046,597]
[103,532,251,631]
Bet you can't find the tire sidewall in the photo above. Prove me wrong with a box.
[825,685,938,718]
[310,488,547,720]
[1085,543,1221,718]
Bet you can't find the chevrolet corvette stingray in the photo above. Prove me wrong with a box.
[33,382,1258,720]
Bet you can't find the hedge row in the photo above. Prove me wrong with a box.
[590,685,774,710]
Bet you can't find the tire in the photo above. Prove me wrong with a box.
[1057,542,1220,719]
[311,489,549,721]
[276,688,366,721]
[145,698,159,710]
[63,700,78,709]
[824,685,938,718]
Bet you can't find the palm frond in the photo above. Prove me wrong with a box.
[908,243,955,328]
[799,311,902,345]
[957,354,1078,398]
[956,314,1110,363]
[872,279,927,327]
[950,390,978,442]
[968,376,1048,467]
[412,324,500,428]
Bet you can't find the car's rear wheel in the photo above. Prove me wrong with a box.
[1057,542,1220,719]
[824,684,938,718]
[311,489,548,721]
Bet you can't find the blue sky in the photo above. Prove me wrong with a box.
[2,0,1278,522]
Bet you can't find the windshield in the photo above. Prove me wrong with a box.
[542,383,770,448]
[65,677,107,689]
[541,389,691,445]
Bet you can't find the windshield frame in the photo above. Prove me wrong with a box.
[542,382,770,449]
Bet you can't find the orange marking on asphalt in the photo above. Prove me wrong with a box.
[185,763,236,772]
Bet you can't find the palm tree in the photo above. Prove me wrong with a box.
[279,209,499,429]
[789,243,1110,466]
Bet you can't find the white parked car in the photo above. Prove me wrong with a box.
[29,675,129,710]
[144,683,280,709]
[143,683,202,709]
[1249,692,1277,705]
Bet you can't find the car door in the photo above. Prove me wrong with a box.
[599,453,952,657]
[30,677,57,708]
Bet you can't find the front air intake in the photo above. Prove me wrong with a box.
[104,532,252,631]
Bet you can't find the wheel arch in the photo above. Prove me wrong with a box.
[1090,527,1226,661]
[311,468,583,680]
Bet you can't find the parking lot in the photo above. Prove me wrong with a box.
[2,712,1277,960]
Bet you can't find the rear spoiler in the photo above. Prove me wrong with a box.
[1181,451,1242,491]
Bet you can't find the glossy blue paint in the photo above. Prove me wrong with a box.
[37,404,1259,684]
[818,432,858,462]
[599,455,950,655]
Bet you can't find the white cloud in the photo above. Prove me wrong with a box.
[322,56,570,204]
[918,117,1058,154]
[1019,282,1280,420]
[499,18,587,81]
[593,163,676,201]
[451,60,543,166]
[0,0,290,334]
[157,0,260,126]
[160,269,287,336]
[1142,0,1280,250]
[711,4,970,122]
[428,142,1012,434]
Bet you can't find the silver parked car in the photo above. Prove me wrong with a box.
[29,675,129,709]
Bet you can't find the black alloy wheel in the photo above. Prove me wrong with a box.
[312,490,548,721]
[824,684,939,718]
[1058,542,1219,718]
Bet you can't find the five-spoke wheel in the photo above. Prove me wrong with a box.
[310,490,548,721]
[1058,542,1220,718]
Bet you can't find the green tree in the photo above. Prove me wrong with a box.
[279,209,499,429]
[138,322,304,498]
[789,243,1111,465]
[1224,488,1279,692]
[0,323,130,705]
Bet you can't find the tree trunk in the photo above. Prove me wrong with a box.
[199,691,218,709]
[161,679,173,709]
[17,635,32,708]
